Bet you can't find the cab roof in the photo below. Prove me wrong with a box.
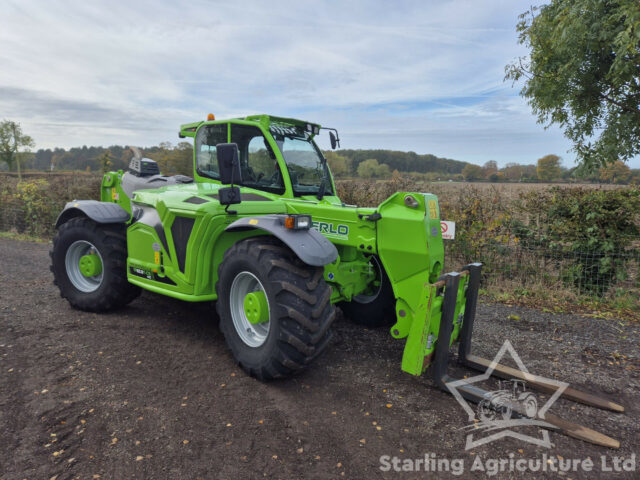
[179,114,321,139]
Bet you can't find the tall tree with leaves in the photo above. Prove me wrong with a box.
[537,154,563,181]
[0,120,35,180]
[506,1,640,170]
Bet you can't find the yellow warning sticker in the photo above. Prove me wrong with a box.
[154,251,160,265]
[249,219,259,225]
[428,200,438,219]
[111,188,117,200]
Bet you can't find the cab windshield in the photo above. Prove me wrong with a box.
[272,130,333,197]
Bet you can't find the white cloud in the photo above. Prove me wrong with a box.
[2,0,626,167]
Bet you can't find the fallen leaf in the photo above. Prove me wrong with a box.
[80,419,86,425]
[336,462,342,468]
[376,426,382,431]
[385,404,392,408]
[272,455,278,460]
[296,447,304,454]
[111,438,118,445]
[258,419,264,424]
[89,409,95,413]
[518,449,524,454]
[135,456,144,461]
[183,440,189,445]
[135,440,141,446]
[359,438,366,444]
[226,423,232,427]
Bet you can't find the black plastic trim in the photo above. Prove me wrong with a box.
[171,216,195,272]
[55,200,130,228]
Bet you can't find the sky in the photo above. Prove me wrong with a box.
[2,0,630,169]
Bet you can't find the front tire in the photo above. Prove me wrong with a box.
[50,217,140,312]
[216,236,335,380]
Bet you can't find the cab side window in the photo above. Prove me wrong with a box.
[230,124,284,194]
[195,124,227,179]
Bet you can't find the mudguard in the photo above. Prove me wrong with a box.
[55,200,130,228]
[226,215,338,267]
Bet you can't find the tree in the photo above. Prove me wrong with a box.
[375,163,391,178]
[357,158,380,178]
[506,1,640,170]
[482,160,498,179]
[324,151,349,177]
[462,164,483,181]
[502,162,524,181]
[0,120,35,180]
[536,154,562,181]
[600,160,632,184]
[100,149,113,173]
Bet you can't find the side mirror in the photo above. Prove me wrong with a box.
[216,143,242,185]
[329,131,337,150]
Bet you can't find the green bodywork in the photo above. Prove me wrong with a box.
[99,114,471,376]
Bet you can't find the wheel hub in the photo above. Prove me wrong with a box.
[78,254,102,277]
[243,290,269,325]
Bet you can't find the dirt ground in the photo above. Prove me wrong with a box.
[0,237,638,480]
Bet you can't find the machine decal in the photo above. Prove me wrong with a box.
[312,221,349,239]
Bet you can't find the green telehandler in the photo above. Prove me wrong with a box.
[50,114,623,448]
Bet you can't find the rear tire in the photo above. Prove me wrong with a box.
[339,255,395,328]
[50,217,141,312]
[216,236,335,380]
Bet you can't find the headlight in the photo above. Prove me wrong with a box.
[284,214,312,230]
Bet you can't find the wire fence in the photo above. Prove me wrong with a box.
[445,236,640,299]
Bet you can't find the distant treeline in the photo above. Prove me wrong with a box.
[12,144,468,178]
[4,143,639,185]
[334,149,467,174]
[14,143,193,176]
